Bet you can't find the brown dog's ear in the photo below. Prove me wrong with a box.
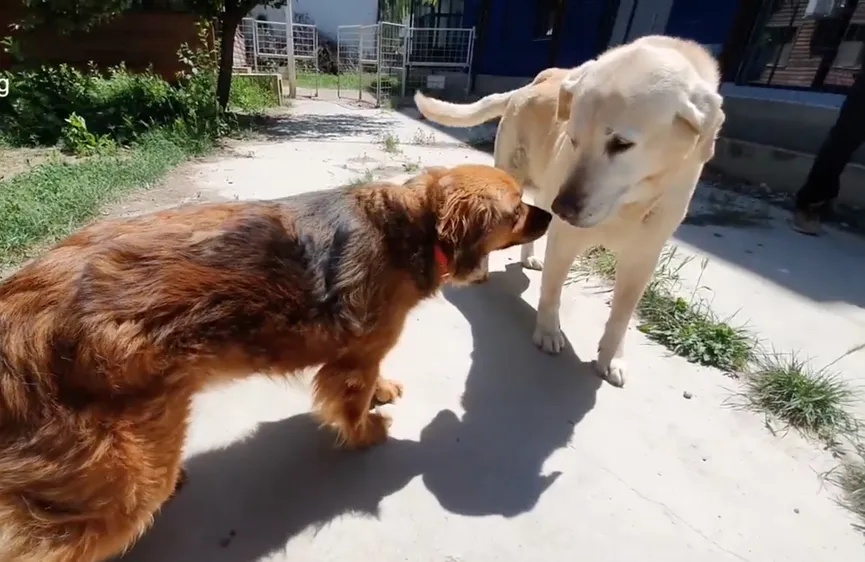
[556,60,595,122]
[436,183,496,277]
[676,82,725,162]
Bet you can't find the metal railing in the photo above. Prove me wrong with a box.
[239,18,320,95]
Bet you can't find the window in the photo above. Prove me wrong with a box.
[765,26,796,67]
[533,0,558,40]
[833,24,865,68]
[735,0,864,92]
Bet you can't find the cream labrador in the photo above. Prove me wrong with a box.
[414,35,724,387]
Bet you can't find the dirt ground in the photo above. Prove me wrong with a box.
[0,146,73,182]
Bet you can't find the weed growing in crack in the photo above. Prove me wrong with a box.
[348,169,376,186]
[402,160,421,172]
[411,128,436,145]
[568,245,753,372]
[380,132,401,154]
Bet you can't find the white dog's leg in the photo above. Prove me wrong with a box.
[594,244,663,387]
[521,184,554,271]
[532,219,590,354]
[521,240,544,270]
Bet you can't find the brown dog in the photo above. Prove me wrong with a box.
[0,164,550,562]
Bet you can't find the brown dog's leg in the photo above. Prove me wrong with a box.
[313,358,392,449]
[372,378,404,407]
[167,467,188,501]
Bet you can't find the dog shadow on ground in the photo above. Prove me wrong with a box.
[119,264,601,562]
[422,263,602,516]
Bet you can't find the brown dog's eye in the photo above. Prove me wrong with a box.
[606,136,634,156]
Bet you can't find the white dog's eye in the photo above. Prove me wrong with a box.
[606,136,634,156]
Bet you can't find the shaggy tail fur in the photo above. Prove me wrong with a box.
[413,90,516,128]
[413,68,568,128]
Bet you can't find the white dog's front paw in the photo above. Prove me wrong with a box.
[532,324,565,354]
[521,255,544,270]
[592,357,627,388]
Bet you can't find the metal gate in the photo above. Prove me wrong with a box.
[336,23,473,106]
[336,23,407,107]
[240,18,320,96]
[404,26,474,99]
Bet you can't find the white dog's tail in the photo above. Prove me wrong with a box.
[414,90,516,128]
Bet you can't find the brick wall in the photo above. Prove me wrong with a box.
[0,2,210,81]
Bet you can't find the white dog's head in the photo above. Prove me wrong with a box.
[551,42,725,228]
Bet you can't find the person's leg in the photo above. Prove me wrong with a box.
[794,70,865,234]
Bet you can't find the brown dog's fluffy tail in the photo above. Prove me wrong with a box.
[414,90,515,128]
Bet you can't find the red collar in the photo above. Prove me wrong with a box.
[434,245,450,279]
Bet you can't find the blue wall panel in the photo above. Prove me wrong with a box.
[664,0,739,49]
[466,0,740,78]
[468,0,606,77]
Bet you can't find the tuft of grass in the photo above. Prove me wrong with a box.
[0,128,209,266]
[832,442,865,529]
[380,132,401,154]
[740,350,859,443]
[570,245,754,372]
[347,169,376,187]
[411,128,436,145]
[403,159,421,172]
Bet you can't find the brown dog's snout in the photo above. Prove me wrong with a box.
[521,204,552,241]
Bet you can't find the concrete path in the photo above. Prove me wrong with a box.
[118,98,865,562]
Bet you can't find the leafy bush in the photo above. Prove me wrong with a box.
[0,22,225,150]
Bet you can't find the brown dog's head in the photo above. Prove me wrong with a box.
[411,164,551,284]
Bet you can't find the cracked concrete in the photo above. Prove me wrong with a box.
[115,98,865,562]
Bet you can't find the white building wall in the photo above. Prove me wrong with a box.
[250,0,378,41]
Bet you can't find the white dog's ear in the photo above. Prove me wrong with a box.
[676,83,725,162]
[556,60,595,122]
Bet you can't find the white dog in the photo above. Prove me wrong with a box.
[414,35,724,387]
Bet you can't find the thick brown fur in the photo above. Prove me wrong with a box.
[0,164,551,562]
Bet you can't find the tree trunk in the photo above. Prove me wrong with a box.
[216,14,241,111]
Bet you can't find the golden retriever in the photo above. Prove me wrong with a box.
[0,164,551,562]
[415,35,725,387]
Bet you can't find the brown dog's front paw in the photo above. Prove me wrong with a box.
[373,378,404,406]
[343,412,392,450]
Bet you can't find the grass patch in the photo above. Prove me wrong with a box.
[739,350,859,443]
[0,128,209,266]
[229,74,282,112]
[832,442,865,530]
[570,246,754,372]
[380,132,401,154]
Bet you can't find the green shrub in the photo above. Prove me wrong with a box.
[0,22,225,149]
